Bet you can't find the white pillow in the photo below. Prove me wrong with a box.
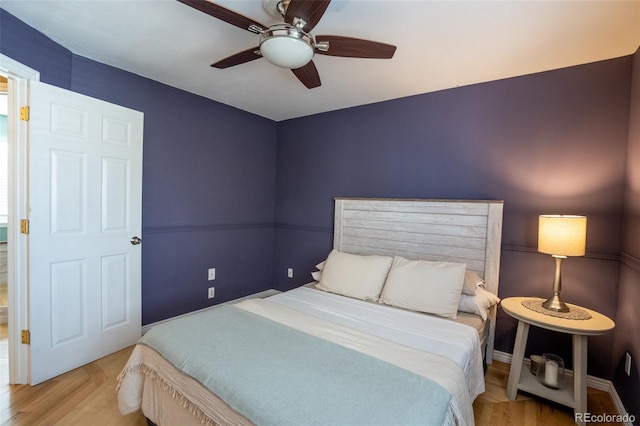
[379,257,466,318]
[457,287,501,321]
[463,270,485,295]
[315,250,393,301]
[314,260,484,297]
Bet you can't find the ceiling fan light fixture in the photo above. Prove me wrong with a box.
[259,24,314,69]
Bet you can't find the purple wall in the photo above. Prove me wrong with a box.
[274,58,632,381]
[0,10,278,324]
[615,47,640,421]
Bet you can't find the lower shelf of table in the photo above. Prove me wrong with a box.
[517,365,575,408]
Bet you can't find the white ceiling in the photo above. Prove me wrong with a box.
[1,0,639,121]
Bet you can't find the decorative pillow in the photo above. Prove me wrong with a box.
[457,287,501,321]
[463,270,485,295]
[378,257,466,318]
[315,250,393,301]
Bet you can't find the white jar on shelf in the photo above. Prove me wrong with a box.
[536,353,565,389]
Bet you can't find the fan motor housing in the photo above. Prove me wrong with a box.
[262,0,289,18]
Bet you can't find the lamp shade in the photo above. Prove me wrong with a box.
[538,215,587,256]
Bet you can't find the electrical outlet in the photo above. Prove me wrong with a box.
[208,287,215,299]
[287,268,294,278]
[625,352,632,376]
[208,267,216,281]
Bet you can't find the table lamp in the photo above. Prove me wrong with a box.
[538,215,587,312]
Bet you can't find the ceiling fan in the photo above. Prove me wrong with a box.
[177,0,397,89]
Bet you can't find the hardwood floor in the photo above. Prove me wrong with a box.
[474,360,623,426]
[0,334,623,425]
[0,330,145,426]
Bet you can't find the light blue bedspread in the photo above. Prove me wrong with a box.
[140,304,452,426]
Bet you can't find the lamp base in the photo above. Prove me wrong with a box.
[542,294,570,313]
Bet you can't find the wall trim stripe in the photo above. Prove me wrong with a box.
[143,223,274,234]
[621,252,640,272]
[492,350,632,426]
[141,221,640,273]
[502,242,621,262]
[143,221,640,270]
[274,222,332,233]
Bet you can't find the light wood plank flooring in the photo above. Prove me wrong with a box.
[0,328,623,425]
[0,326,145,425]
[474,359,622,426]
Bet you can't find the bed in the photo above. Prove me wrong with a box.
[118,198,504,426]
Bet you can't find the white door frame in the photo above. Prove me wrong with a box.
[0,53,40,384]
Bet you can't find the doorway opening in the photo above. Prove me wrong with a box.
[0,74,8,386]
[0,54,41,385]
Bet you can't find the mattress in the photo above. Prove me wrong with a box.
[118,287,486,426]
[301,283,488,349]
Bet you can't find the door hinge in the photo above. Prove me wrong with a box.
[20,106,30,121]
[20,219,29,234]
[21,330,30,345]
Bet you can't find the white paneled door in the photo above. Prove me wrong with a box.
[28,81,143,385]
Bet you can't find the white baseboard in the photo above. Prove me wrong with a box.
[493,350,633,426]
[141,289,281,335]
[607,382,634,426]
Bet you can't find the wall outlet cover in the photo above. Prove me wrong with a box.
[625,352,632,376]
[208,287,215,299]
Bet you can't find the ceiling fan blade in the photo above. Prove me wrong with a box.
[291,61,321,89]
[178,0,267,32]
[315,36,396,59]
[284,0,331,32]
[211,47,261,68]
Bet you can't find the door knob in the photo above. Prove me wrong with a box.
[130,236,142,245]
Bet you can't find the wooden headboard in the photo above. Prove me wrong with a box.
[333,197,504,362]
